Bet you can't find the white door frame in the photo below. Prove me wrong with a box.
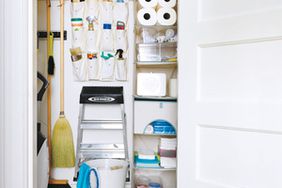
[0,0,37,188]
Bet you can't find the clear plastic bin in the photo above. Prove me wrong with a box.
[137,42,177,62]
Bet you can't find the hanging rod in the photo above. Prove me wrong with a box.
[37,31,67,40]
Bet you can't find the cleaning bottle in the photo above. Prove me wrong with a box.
[115,49,127,81]
[115,21,127,51]
[100,23,114,51]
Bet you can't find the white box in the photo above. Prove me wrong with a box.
[134,100,177,134]
[137,73,166,97]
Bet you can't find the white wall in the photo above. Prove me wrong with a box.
[0,1,4,187]
[0,0,37,188]
[37,0,134,185]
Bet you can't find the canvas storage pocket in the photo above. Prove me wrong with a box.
[87,52,100,80]
[100,51,115,81]
[86,30,98,52]
[100,24,114,51]
[113,1,128,25]
[86,0,99,32]
[71,18,84,48]
[70,48,88,81]
[86,0,99,19]
[71,1,85,18]
[115,58,127,81]
[100,1,113,23]
[115,21,127,51]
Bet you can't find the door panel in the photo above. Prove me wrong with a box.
[199,40,282,101]
[198,0,282,21]
[178,0,282,188]
[197,126,282,188]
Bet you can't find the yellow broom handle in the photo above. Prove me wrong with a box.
[60,0,64,114]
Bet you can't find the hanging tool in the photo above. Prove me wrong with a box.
[46,0,53,176]
[47,33,55,171]
[51,0,75,168]
[48,33,55,75]
[101,51,114,60]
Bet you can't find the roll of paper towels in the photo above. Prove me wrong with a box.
[158,0,176,8]
[138,8,157,26]
[157,8,177,26]
[138,0,158,8]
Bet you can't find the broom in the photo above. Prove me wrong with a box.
[46,0,52,173]
[51,0,75,167]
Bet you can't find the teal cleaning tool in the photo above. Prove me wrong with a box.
[101,51,114,60]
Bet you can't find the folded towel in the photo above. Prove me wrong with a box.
[135,156,160,164]
[160,157,177,168]
[137,150,156,160]
[77,163,100,188]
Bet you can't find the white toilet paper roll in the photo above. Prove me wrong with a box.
[138,0,158,8]
[138,8,157,26]
[157,7,177,26]
[158,0,176,8]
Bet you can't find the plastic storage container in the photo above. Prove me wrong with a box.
[86,159,128,188]
[136,26,177,62]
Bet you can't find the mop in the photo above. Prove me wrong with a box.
[51,0,75,168]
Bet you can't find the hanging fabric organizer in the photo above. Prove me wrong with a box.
[70,0,129,82]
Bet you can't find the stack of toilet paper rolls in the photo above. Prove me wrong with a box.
[137,0,177,26]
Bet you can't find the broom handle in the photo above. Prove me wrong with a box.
[46,0,52,175]
[60,0,64,114]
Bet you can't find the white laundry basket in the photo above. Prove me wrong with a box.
[86,159,128,188]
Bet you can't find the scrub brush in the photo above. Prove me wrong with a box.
[48,32,55,75]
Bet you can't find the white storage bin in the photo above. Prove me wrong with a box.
[134,100,177,134]
[85,159,128,188]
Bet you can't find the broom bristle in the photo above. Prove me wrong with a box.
[52,116,75,167]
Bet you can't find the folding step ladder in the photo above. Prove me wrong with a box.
[74,86,129,181]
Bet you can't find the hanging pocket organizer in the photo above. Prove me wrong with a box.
[100,51,115,81]
[113,1,128,25]
[100,24,114,51]
[114,21,127,51]
[100,1,113,24]
[87,52,100,80]
[70,47,88,81]
[70,0,129,82]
